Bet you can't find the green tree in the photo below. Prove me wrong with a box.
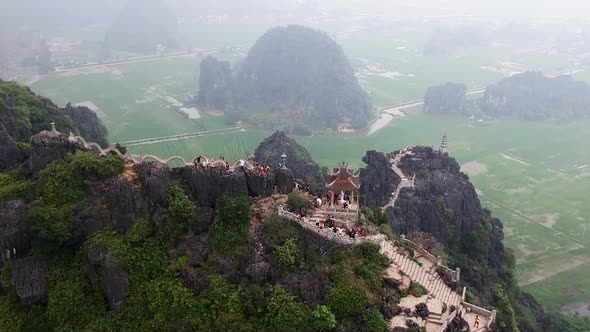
[492,284,520,332]
[264,286,310,332]
[210,193,251,253]
[312,305,336,331]
[287,192,312,215]
[464,223,491,261]
[361,308,388,332]
[275,238,299,268]
[114,143,127,155]
[26,203,82,247]
[327,279,369,320]
[160,183,195,244]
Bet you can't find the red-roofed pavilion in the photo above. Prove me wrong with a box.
[326,162,360,206]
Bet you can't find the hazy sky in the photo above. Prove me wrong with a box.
[320,0,587,19]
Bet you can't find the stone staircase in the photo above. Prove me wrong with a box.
[379,239,462,309]
[383,151,415,210]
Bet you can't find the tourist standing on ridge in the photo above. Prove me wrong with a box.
[239,159,245,171]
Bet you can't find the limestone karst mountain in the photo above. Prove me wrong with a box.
[198,25,374,131]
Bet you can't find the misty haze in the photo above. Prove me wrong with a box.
[0,1,589,331]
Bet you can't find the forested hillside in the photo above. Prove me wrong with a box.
[0,80,107,145]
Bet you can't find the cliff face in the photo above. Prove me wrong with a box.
[359,150,401,209]
[254,131,324,194]
[361,146,550,331]
[390,146,482,244]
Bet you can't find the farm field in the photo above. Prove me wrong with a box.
[29,21,590,313]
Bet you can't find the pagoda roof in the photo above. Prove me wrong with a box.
[327,165,360,191]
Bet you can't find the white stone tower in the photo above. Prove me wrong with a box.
[440,134,448,154]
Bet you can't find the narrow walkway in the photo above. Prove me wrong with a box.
[383,151,415,210]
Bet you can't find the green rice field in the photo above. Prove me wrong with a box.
[29,23,590,313]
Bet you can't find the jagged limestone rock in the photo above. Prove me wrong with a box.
[11,257,48,307]
[255,131,323,194]
[360,150,401,209]
[0,200,29,265]
[0,124,26,171]
[29,129,85,174]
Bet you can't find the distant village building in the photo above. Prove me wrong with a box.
[337,119,354,132]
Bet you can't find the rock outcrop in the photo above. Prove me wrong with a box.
[86,246,130,312]
[106,177,146,232]
[29,129,86,174]
[181,166,290,207]
[62,103,108,147]
[280,271,326,307]
[11,257,49,307]
[0,200,30,265]
[0,124,26,171]
[360,150,401,209]
[255,131,324,194]
[100,262,130,312]
[136,162,170,208]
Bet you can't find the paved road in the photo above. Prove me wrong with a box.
[366,88,486,136]
[117,126,246,147]
[53,45,250,73]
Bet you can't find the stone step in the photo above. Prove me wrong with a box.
[442,287,449,304]
[426,274,436,293]
[429,312,443,319]
[407,259,414,280]
[433,279,443,298]
[398,255,405,271]
[416,269,425,287]
[444,288,452,305]
[427,317,445,325]
[443,286,450,304]
[402,256,410,273]
[406,259,414,276]
[412,264,420,281]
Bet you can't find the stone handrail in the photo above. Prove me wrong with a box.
[277,205,365,246]
[66,131,258,169]
[437,308,459,332]
[462,301,496,326]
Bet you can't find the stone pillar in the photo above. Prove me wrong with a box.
[455,267,461,282]
[329,189,334,206]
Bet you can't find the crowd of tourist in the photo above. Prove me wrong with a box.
[326,190,353,209]
[313,214,366,239]
[192,154,272,175]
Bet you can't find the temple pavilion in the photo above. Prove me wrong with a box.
[326,162,360,206]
